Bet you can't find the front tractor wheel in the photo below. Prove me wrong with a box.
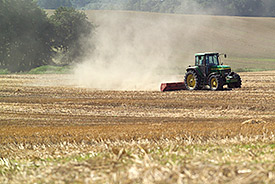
[184,71,201,90]
[228,73,242,89]
[209,75,223,91]
[234,73,242,88]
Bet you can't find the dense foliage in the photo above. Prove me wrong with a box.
[38,0,72,9]
[0,0,93,72]
[50,7,94,63]
[0,0,53,72]
[38,0,275,17]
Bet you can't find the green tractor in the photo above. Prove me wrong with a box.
[184,52,242,90]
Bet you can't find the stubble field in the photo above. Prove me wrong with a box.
[0,71,275,183]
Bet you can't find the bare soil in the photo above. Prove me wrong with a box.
[0,72,274,143]
[1,72,275,183]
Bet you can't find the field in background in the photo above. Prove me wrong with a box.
[83,10,275,71]
[0,72,275,183]
[42,10,275,72]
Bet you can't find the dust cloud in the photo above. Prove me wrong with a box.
[74,10,275,91]
[73,12,199,91]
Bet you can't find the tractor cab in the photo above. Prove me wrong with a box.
[195,52,230,77]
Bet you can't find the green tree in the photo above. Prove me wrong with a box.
[71,0,91,8]
[0,0,95,72]
[0,0,54,72]
[50,7,94,63]
[225,0,264,16]
[37,0,72,9]
[263,0,275,16]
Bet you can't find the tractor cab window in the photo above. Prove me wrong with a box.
[206,55,219,66]
[195,56,204,66]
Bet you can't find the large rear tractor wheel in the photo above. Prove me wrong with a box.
[209,75,224,91]
[184,71,202,90]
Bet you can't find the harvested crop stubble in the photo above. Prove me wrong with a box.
[1,136,275,183]
[0,71,275,183]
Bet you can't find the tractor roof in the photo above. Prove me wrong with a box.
[195,52,219,56]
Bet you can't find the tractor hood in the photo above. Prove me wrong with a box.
[210,65,231,71]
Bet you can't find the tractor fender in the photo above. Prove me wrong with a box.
[186,67,202,78]
[227,72,236,77]
[207,72,218,81]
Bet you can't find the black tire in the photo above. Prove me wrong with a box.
[234,73,242,88]
[209,75,224,91]
[227,83,234,88]
[228,74,242,88]
[184,70,202,90]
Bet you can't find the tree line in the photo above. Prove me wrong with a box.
[38,0,275,17]
[0,0,93,72]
